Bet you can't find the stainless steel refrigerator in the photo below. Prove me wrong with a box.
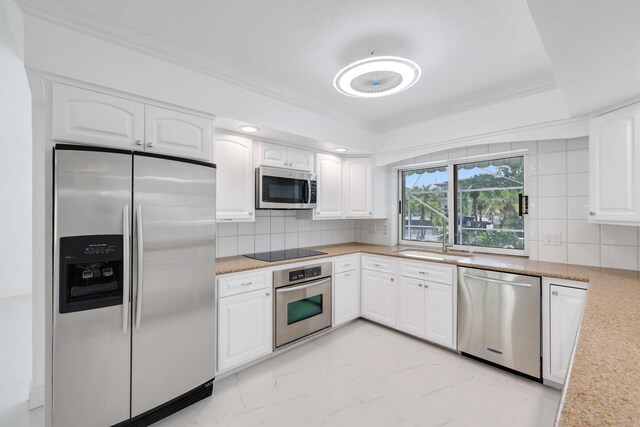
[52,144,216,427]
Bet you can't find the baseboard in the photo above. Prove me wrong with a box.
[0,288,32,299]
[29,381,44,409]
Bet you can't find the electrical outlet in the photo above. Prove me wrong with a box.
[543,232,562,246]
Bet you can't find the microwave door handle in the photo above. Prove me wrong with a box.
[304,180,310,204]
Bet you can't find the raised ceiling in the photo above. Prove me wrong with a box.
[18,0,556,132]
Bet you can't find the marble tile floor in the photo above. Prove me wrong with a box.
[1,299,559,427]
[157,320,560,427]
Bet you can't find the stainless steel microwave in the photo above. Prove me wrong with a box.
[256,166,317,210]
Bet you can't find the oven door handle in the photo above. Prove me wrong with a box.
[277,277,331,293]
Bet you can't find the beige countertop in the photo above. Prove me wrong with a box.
[216,243,640,426]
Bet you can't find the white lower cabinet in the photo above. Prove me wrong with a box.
[543,278,587,385]
[424,282,454,347]
[361,269,397,327]
[333,269,361,326]
[397,277,454,348]
[397,277,425,337]
[217,288,272,373]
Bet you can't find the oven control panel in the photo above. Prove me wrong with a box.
[289,266,322,282]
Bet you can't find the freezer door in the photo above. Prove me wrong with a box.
[132,154,216,416]
[53,147,132,427]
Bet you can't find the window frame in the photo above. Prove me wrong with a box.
[397,149,530,257]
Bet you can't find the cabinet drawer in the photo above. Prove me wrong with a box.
[218,271,270,298]
[400,261,454,285]
[334,255,360,273]
[361,255,398,275]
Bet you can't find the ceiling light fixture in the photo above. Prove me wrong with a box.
[333,148,348,152]
[239,125,260,133]
[333,56,421,98]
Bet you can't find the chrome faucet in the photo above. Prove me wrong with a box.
[437,215,452,253]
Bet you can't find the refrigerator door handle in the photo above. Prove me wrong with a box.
[135,205,144,330]
[123,205,130,333]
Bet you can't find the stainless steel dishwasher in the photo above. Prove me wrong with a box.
[458,267,541,380]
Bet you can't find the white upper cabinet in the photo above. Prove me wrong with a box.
[257,141,314,172]
[315,154,343,219]
[52,83,144,149]
[144,105,212,161]
[214,134,254,221]
[52,83,213,162]
[287,147,315,172]
[589,102,640,224]
[343,158,373,218]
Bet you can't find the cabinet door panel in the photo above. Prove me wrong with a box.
[145,105,212,161]
[334,270,361,326]
[52,83,144,149]
[361,270,396,327]
[214,134,254,221]
[315,154,343,218]
[397,277,425,337]
[343,158,372,217]
[589,103,640,223]
[259,142,288,168]
[287,147,314,172]
[424,282,454,348]
[218,290,272,373]
[549,285,586,382]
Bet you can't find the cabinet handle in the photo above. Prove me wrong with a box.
[552,291,559,296]
[345,273,351,277]
[425,284,429,288]
[390,278,394,282]
[135,139,143,146]
[589,211,595,216]
[266,292,271,296]
[147,141,156,148]
[373,263,381,267]
[249,212,254,216]
[418,283,423,288]
[344,263,351,267]
[419,271,429,275]
[240,282,253,286]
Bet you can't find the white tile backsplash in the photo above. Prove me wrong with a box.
[537,152,566,175]
[216,210,359,257]
[538,174,566,197]
[537,197,567,219]
[601,224,639,247]
[567,173,589,196]
[567,149,589,173]
[601,245,638,270]
[568,243,600,267]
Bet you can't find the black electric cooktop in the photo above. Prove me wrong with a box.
[243,248,327,262]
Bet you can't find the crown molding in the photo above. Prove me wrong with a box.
[17,0,370,130]
[368,74,559,133]
[18,0,559,137]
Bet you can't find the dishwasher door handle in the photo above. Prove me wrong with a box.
[463,273,532,288]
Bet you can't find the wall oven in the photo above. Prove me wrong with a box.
[256,166,317,209]
[273,262,332,349]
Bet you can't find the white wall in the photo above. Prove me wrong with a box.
[0,0,32,298]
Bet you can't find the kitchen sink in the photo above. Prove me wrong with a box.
[398,250,470,262]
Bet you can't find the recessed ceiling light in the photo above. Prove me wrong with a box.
[334,148,348,152]
[239,125,260,133]
[333,56,421,98]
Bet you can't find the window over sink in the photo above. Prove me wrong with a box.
[400,154,528,256]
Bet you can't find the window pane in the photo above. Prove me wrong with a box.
[402,167,448,243]
[454,156,525,250]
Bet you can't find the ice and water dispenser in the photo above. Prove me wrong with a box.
[58,235,124,313]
